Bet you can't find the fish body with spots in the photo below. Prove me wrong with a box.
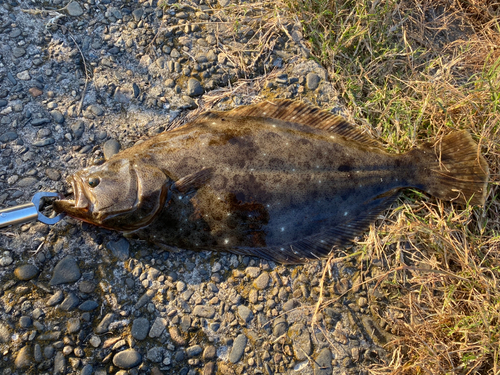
[54,101,489,263]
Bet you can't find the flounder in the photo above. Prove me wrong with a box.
[54,100,489,263]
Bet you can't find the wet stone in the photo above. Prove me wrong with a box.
[103,139,121,160]
[113,349,142,369]
[131,318,150,340]
[229,334,247,363]
[50,256,81,285]
[81,364,93,375]
[14,264,39,280]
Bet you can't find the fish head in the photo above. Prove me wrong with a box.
[54,158,171,231]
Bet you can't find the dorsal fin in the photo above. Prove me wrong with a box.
[215,100,383,148]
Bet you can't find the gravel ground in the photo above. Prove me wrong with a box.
[0,1,394,374]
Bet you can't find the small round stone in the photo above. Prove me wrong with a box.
[186,345,202,357]
[306,73,321,90]
[113,349,142,369]
[253,272,269,290]
[103,139,121,160]
[229,334,247,363]
[49,256,81,286]
[131,318,150,340]
[15,345,32,368]
[237,305,252,323]
[14,264,40,280]
[67,1,84,16]
[19,316,33,328]
[186,78,204,97]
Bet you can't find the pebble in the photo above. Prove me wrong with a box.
[229,333,247,363]
[47,290,64,306]
[45,168,61,181]
[16,177,38,187]
[50,256,81,285]
[103,139,121,160]
[79,300,99,311]
[70,120,85,138]
[253,272,270,290]
[31,118,50,126]
[313,348,332,374]
[149,317,167,338]
[245,267,260,278]
[67,1,84,16]
[203,345,216,360]
[50,110,64,124]
[147,347,164,362]
[237,305,252,323]
[169,326,186,346]
[89,335,101,348]
[67,318,81,333]
[273,317,288,337]
[96,313,115,334]
[186,78,204,97]
[131,318,150,340]
[79,280,95,294]
[106,238,129,260]
[60,292,80,311]
[16,70,30,81]
[1,325,11,342]
[186,345,202,357]
[192,305,215,319]
[15,345,32,368]
[29,87,43,97]
[0,131,17,142]
[54,351,65,374]
[289,322,312,361]
[113,349,142,369]
[14,264,39,280]
[88,104,104,116]
[19,316,32,328]
[12,47,26,58]
[306,73,321,90]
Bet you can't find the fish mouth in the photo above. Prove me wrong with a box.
[53,175,92,219]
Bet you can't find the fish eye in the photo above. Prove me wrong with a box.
[88,177,100,188]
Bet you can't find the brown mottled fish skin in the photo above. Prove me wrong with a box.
[54,100,489,263]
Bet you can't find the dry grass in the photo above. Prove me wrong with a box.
[286,0,500,373]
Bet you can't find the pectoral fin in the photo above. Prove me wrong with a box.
[173,167,214,193]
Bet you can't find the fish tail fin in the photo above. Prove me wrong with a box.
[411,130,489,205]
